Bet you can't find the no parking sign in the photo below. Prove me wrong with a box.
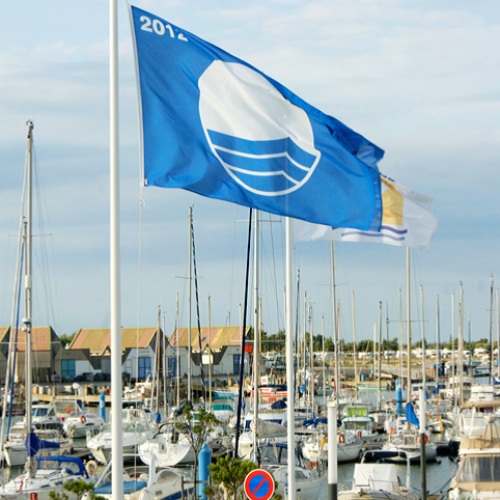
[244,469,275,500]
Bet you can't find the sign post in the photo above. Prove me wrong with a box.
[244,469,275,500]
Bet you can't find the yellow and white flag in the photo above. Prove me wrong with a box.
[295,174,438,251]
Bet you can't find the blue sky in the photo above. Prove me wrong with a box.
[0,1,499,347]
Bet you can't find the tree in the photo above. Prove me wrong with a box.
[204,456,282,500]
[176,403,221,495]
[324,337,334,352]
[59,332,78,349]
[49,479,105,500]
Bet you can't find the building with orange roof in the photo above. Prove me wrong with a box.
[0,325,61,384]
[66,327,164,382]
[167,325,251,379]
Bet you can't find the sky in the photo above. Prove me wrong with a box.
[0,0,499,348]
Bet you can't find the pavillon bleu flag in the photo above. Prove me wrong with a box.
[130,5,384,230]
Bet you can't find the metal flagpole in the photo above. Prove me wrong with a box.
[188,207,193,401]
[110,0,123,498]
[285,217,296,500]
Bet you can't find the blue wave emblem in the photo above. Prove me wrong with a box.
[333,225,408,242]
[208,130,318,195]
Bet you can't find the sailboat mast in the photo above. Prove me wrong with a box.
[176,292,180,407]
[322,315,326,398]
[309,303,314,415]
[351,291,358,396]
[459,283,464,405]
[420,286,426,389]
[436,295,440,391]
[208,296,212,410]
[399,289,403,385]
[451,293,455,404]
[497,288,499,379]
[490,275,494,384]
[24,120,34,479]
[377,302,382,408]
[406,248,411,402]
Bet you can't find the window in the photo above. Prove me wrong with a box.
[233,354,241,375]
[460,456,500,483]
[61,360,75,380]
[138,357,152,380]
[168,357,178,378]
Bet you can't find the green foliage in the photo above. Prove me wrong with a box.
[61,479,104,500]
[204,456,282,500]
[59,332,78,348]
[49,492,68,500]
[175,403,221,496]
[204,456,258,500]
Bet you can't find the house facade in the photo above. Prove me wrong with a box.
[0,325,60,384]
[65,327,163,382]
[168,326,251,380]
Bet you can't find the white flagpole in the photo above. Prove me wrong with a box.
[285,217,296,500]
[110,1,123,499]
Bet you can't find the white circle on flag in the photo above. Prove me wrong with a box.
[199,61,321,196]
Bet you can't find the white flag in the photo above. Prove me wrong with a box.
[295,174,438,251]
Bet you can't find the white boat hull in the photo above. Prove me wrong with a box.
[139,435,195,467]
[3,441,73,468]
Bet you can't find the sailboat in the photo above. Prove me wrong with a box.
[0,121,91,500]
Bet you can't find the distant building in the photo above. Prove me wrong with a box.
[168,326,251,379]
[0,325,60,384]
[66,327,164,382]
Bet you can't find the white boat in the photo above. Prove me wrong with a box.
[87,408,157,464]
[410,382,445,400]
[235,410,288,459]
[449,403,500,445]
[0,456,91,500]
[448,422,500,500]
[254,443,327,500]
[302,429,362,464]
[443,375,472,401]
[338,453,417,500]
[28,404,60,426]
[341,415,379,443]
[53,399,84,420]
[87,460,193,500]
[380,432,437,463]
[63,409,105,438]
[209,396,236,422]
[138,422,195,467]
[316,385,334,396]
[3,421,73,467]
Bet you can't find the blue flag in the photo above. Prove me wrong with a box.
[130,6,384,230]
[405,402,420,428]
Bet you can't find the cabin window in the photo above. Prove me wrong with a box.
[460,456,500,482]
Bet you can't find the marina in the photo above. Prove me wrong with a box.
[1,2,499,500]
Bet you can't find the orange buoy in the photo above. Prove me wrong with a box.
[418,434,429,445]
